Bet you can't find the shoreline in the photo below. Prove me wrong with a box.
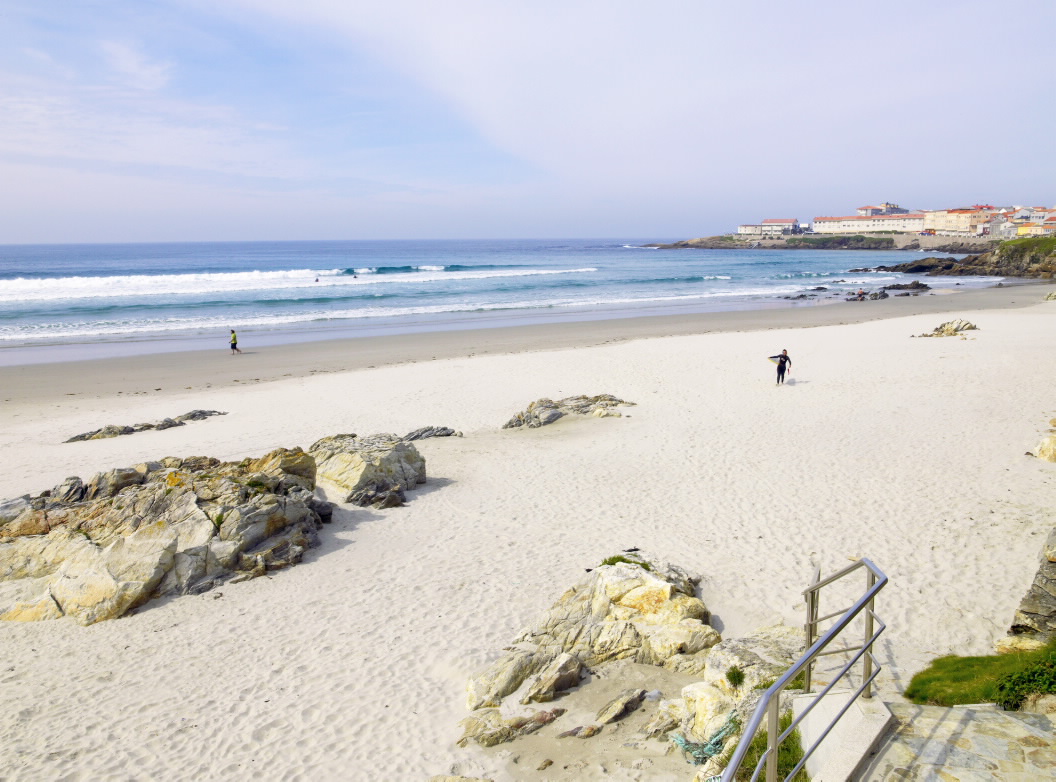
[1,281,1049,408]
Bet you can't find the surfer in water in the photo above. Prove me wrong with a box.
[775,349,791,385]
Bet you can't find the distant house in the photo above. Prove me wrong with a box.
[922,208,1001,236]
[737,218,799,237]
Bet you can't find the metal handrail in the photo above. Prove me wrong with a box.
[719,558,887,782]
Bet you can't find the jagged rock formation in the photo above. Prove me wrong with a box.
[403,426,461,441]
[1008,528,1056,643]
[309,433,426,507]
[0,448,331,624]
[1046,291,1056,301]
[452,554,805,776]
[465,556,715,712]
[502,394,635,429]
[867,237,1056,278]
[913,319,979,338]
[65,410,227,442]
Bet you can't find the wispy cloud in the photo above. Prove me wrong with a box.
[99,41,173,91]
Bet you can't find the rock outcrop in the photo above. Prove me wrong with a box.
[309,433,426,507]
[452,555,806,779]
[65,410,227,442]
[913,319,978,338]
[1008,528,1056,643]
[465,556,716,711]
[403,426,461,441]
[866,237,1056,278]
[0,448,331,624]
[502,395,635,429]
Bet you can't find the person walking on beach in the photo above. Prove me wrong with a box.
[230,329,241,354]
[775,349,791,385]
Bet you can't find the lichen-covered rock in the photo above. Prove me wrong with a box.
[521,652,584,704]
[679,624,803,741]
[467,647,549,710]
[596,688,646,724]
[913,319,979,338]
[502,394,635,429]
[456,707,566,748]
[641,698,686,739]
[309,433,425,505]
[0,448,331,624]
[1033,435,1056,462]
[513,559,718,667]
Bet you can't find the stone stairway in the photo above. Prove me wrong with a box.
[857,701,1056,780]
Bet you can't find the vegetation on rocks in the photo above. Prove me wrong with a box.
[600,553,652,570]
[730,711,809,781]
[904,639,1056,709]
[785,234,894,250]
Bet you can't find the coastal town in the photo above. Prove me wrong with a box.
[737,201,1056,238]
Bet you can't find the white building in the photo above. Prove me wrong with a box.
[737,218,799,236]
[812,213,925,234]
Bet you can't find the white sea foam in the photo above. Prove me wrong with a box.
[0,286,813,342]
[0,267,600,304]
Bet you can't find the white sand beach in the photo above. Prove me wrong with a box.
[1,287,1055,780]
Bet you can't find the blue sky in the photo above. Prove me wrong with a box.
[1,0,1053,243]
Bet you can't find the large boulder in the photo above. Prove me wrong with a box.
[512,559,718,667]
[309,433,425,506]
[0,448,330,624]
[502,394,635,429]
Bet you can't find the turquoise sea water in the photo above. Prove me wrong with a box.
[0,239,993,362]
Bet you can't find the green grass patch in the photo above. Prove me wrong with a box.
[997,235,1056,261]
[600,554,652,571]
[733,711,809,781]
[786,234,895,249]
[905,639,1056,708]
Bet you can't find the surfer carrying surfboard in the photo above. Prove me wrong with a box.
[774,349,791,385]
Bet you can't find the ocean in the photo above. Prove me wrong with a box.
[0,239,994,363]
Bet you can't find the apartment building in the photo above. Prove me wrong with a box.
[812,213,925,233]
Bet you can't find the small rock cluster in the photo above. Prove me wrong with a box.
[912,319,979,338]
[65,410,227,442]
[502,395,635,429]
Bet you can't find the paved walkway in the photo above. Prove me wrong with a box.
[859,701,1056,780]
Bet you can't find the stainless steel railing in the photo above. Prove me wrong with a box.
[719,558,887,782]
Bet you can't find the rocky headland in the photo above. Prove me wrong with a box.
[852,236,1056,278]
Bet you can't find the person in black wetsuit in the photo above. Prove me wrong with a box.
[776,349,791,385]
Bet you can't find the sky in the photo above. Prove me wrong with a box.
[0,0,1053,243]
